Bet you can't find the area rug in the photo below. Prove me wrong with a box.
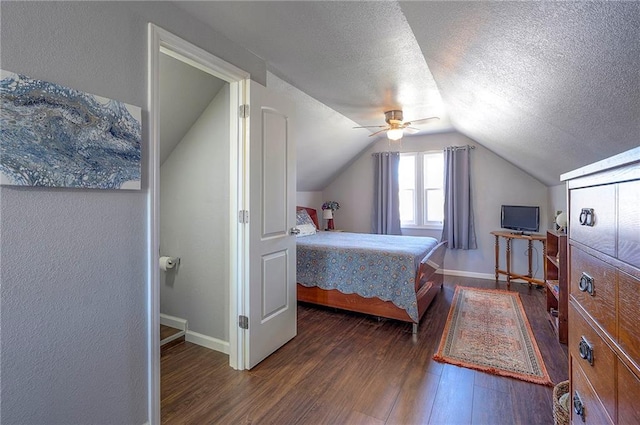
[434,286,553,386]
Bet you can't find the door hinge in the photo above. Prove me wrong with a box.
[239,104,249,118]
[239,315,249,329]
[238,210,249,224]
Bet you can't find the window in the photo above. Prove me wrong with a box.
[399,151,444,228]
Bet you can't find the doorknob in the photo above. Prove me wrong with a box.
[290,227,300,235]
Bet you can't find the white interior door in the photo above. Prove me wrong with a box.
[246,80,297,368]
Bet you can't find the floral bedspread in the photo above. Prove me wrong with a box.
[296,232,439,322]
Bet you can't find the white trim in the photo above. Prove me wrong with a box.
[401,224,443,230]
[438,268,508,282]
[399,151,445,228]
[148,23,249,425]
[228,79,248,371]
[147,23,161,425]
[233,79,250,371]
[186,331,231,354]
[159,313,187,331]
[160,331,186,346]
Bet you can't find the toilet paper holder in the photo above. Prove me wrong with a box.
[159,256,180,271]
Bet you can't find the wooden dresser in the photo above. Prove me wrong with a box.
[561,147,640,424]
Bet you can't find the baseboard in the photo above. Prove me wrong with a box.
[160,313,187,331]
[160,330,185,346]
[438,268,507,282]
[186,330,230,355]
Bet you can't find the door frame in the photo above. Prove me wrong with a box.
[147,24,249,424]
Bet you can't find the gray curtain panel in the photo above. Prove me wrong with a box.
[372,152,402,235]
[441,146,477,249]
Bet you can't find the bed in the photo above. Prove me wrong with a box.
[295,206,447,333]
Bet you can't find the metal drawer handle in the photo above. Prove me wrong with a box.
[579,272,595,296]
[579,336,594,366]
[574,391,585,422]
[579,208,595,226]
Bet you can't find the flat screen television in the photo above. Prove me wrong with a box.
[501,205,540,233]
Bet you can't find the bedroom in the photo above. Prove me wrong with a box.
[1,2,638,425]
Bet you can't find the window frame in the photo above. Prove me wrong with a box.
[399,151,444,230]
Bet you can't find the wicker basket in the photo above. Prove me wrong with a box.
[553,380,570,425]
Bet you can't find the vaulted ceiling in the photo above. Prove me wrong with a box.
[175,1,639,190]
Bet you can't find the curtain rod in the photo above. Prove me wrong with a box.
[445,145,475,151]
[371,146,475,156]
[371,151,400,156]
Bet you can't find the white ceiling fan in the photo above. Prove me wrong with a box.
[354,110,439,140]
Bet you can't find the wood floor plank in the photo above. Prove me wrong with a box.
[471,385,516,425]
[298,401,386,425]
[160,276,567,424]
[427,364,475,425]
[160,324,181,340]
[508,379,554,425]
[385,370,441,424]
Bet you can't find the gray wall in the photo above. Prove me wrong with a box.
[296,191,323,216]
[322,132,550,279]
[0,2,264,424]
[548,184,568,223]
[160,85,230,342]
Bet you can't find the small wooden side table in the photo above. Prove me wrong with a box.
[491,230,547,289]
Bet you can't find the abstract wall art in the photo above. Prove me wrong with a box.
[0,70,142,189]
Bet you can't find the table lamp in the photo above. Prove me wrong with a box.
[322,209,334,230]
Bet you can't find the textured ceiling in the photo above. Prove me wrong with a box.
[175,1,639,188]
[401,1,640,184]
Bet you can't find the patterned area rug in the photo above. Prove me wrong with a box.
[434,286,553,386]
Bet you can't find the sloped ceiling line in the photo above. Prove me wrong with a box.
[175,1,640,188]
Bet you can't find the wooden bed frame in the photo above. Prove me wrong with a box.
[296,206,447,332]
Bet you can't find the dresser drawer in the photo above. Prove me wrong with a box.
[618,359,640,425]
[571,356,614,425]
[568,303,616,420]
[618,180,640,268]
[618,269,640,367]
[569,185,616,257]
[570,247,616,338]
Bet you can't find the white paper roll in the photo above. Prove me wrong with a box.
[159,256,177,271]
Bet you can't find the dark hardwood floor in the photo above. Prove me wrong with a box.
[161,324,182,341]
[161,277,568,424]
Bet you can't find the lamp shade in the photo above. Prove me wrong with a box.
[322,209,333,219]
[387,128,403,141]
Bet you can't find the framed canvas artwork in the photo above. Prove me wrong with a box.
[0,70,142,189]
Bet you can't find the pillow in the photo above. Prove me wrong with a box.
[296,209,316,228]
[296,223,317,237]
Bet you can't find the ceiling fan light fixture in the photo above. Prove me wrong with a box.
[387,128,404,141]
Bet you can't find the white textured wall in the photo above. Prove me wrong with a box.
[296,191,323,213]
[160,85,230,341]
[322,132,550,278]
[548,184,568,223]
[0,2,264,424]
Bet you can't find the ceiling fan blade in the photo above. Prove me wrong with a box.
[368,128,389,137]
[353,125,388,129]
[405,116,440,125]
[404,127,420,134]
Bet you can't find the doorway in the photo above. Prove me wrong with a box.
[149,24,299,424]
[158,50,231,354]
[148,24,249,424]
